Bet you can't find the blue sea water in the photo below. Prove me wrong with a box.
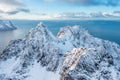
[0,20,120,51]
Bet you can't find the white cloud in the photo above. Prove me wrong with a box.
[1,11,120,20]
[50,12,120,19]
[52,12,90,19]
[0,0,29,15]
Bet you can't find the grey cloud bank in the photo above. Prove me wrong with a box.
[0,0,30,15]
[5,8,30,15]
[0,0,25,6]
[59,0,120,6]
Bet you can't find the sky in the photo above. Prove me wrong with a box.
[0,0,120,20]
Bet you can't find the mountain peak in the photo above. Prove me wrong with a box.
[36,22,46,29]
[26,22,57,42]
[0,22,120,80]
[0,20,17,31]
[57,25,90,39]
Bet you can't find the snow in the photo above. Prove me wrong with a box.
[0,57,20,76]
[0,20,16,31]
[0,22,120,80]
[27,61,60,80]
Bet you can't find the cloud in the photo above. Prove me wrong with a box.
[0,10,4,13]
[44,0,55,2]
[90,12,105,18]
[0,0,30,15]
[52,12,90,19]
[50,11,120,19]
[113,11,120,14]
[0,8,30,15]
[92,12,120,18]
[0,0,24,6]
[6,8,30,15]
[64,0,120,6]
[44,0,120,6]
[89,11,120,18]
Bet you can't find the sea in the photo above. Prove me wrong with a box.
[0,20,120,52]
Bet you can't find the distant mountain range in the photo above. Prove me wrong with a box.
[0,22,120,80]
[0,20,17,31]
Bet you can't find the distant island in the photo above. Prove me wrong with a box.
[0,20,17,31]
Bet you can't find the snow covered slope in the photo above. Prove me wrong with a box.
[0,22,120,80]
[0,20,17,31]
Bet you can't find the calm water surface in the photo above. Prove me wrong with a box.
[0,20,120,52]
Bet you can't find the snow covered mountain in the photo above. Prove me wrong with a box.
[0,22,120,80]
[0,20,17,31]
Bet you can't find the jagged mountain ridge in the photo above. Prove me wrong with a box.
[0,20,17,31]
[0,22,120,80]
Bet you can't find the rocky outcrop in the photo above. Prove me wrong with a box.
[0,22,120,80]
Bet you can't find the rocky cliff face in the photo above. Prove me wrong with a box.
[0,22,120,80]
[0,20,16,31]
